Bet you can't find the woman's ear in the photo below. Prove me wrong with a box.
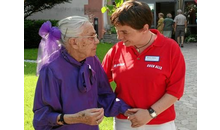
[68,38,78,49]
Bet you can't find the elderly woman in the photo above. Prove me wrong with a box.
[33,16,130,130]
[163,13,174,38]
[157,12,164,33]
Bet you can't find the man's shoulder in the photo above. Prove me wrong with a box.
[180,14,186,18]
[167,18,173,21]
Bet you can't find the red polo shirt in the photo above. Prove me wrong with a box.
[102,29,185,124]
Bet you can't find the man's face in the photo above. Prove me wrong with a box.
[115,25,144,47]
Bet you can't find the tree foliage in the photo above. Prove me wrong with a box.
[101,0,125,15]
[24,0,72,19]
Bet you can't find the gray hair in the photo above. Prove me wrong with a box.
[177,9,182,14]
[57,16,89,45]
[166,13,172,18]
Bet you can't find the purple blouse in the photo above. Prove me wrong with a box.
[33,47,130,130]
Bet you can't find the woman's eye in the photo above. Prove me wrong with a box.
[88,37,94,40]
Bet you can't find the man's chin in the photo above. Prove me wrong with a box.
[123,42,131,47]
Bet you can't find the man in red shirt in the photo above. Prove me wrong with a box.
[102,1,185,130]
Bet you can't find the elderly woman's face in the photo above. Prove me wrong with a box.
[76,22,99,57]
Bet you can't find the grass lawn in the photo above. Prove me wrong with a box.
[24,43,116,130]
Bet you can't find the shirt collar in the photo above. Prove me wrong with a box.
[150,29,164,47]
[60,47,85,67]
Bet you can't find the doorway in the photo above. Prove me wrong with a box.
[156,2,176,20]
[156,2,176,39]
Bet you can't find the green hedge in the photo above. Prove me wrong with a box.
[24,20,58,48]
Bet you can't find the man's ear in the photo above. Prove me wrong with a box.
[142,24,149,33]
[68,38,78,49]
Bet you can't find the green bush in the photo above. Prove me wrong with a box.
[185,34,197,43]
[110,26,116,34]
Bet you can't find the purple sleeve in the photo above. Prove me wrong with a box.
[33,67,61,129]
[94,56,130,117]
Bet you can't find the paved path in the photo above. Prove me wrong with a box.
[175,43,197,130]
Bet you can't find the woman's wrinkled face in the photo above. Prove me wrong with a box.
[115,24,144,47]
[76,22,99,57]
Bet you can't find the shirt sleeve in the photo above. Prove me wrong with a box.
[33,66,62,129]
[166,44,186,99]
[102,47,114,82]
[94,56,130,117]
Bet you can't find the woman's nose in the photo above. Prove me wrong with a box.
[94,37,99,45]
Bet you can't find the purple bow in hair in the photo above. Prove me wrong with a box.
[36,21,62,76]
[39,21,61,41]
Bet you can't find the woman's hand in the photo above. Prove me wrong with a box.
[77,108,104,125]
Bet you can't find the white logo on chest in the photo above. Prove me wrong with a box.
[147,64,162,70]
[113,63,125,68]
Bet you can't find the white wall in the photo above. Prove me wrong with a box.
[27,0,89,20]
[102,0,109,30]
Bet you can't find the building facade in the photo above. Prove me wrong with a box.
[27,0,197,39]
